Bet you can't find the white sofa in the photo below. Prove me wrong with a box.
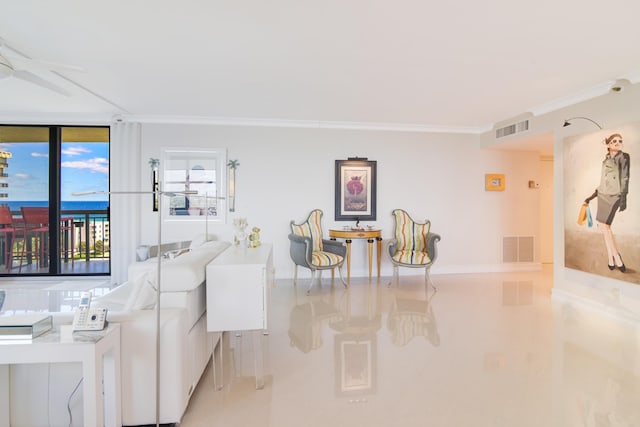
[95,239,231,426]
[7,239,230,427]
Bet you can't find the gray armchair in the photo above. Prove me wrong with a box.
[388,209,441,289]
[288,209,347,293]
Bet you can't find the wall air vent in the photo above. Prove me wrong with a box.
[495,120,529,139]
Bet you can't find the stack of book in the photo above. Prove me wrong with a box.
[0,314,53,340]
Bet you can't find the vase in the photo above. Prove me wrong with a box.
[234,230,247,246]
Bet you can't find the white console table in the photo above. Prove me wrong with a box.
[0,323,121,427]
[206,243,274,390]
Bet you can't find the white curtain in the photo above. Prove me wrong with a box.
[110,121,142,285]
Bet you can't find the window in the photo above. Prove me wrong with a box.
[0,125,110,276]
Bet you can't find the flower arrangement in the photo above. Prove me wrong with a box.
[233,217,248,231]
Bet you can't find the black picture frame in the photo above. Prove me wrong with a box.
[335,158,377,221]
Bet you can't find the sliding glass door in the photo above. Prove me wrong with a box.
[0,125,110,276]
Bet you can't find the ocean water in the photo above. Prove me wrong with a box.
[4,201,109,211]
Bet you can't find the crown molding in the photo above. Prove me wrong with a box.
[528,81,614,117]
[124,114,492,134]
[529,72,640,117]
[0,111,112,125]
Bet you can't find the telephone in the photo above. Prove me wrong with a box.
[72,292,107,331]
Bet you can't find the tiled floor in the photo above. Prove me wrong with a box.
[178,266,640,427]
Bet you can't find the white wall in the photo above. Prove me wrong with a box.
[539,156,554,264]
[130,124,543,280]
[482,82,640,321]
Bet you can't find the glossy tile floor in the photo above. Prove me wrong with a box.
[179,266,640,427]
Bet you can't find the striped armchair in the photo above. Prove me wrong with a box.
[288,209,347,293]
[387,209,441,288]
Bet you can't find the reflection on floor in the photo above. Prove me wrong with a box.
[180,266,640,427]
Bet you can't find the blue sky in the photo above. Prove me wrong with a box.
[1,141,109,201]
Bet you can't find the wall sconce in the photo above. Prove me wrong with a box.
[227,159,239,212]
[562,117,602,129]
[149,158,159,211]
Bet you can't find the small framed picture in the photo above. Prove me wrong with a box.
[335,158,377,221]
[485,173,505,191]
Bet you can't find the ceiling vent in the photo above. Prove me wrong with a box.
[495,119,529,139]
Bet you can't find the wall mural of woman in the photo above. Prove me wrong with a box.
[564,123,638,285]
[583,133,630,271]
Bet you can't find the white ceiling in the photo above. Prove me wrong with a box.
[1,1,640,133]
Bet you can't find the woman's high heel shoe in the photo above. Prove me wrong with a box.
[615,254,626,273]
[608,256,615,270]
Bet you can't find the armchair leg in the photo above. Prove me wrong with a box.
[293,265,298,286]
[306,270,318,294]
[388,265,399,287]
[425,268,437,292]
[337,266,347,288]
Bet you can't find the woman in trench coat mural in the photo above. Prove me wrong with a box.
[584,133,630,272]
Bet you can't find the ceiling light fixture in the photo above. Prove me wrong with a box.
[562,117,602,129]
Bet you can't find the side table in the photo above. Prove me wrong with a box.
[0,323,121,427]
[329,229,382,283]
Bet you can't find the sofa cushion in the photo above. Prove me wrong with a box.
[189,233,217,249]
[128,240,231,293]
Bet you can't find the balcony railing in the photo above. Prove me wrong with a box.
[61,209,110,263]
[0,209,110,275]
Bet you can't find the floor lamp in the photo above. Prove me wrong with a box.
[73,187,196,427]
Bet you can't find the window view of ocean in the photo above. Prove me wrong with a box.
[4,201,109,211]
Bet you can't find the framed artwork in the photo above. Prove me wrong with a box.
[485,173,505,191]
[335,158,377,221]
[334,333,377,396]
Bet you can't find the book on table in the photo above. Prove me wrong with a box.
[0,314,53,340]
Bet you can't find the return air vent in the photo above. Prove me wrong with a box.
[503,236,534,263]
[495,120,529,139]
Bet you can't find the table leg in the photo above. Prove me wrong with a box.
[213,332,224,390]
[253,330,265,390]
[367,238,374,280]
[329,237,336,281]
[376,237,382,278]
[82,354,101,427]
[345,239,352,283]
[102,344,121,427]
